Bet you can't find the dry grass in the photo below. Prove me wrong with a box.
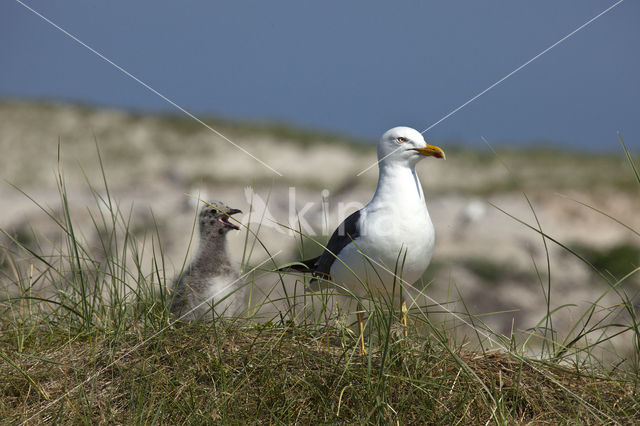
[2,323,638,424]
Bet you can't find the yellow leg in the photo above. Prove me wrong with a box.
[357,304,366,355]
[401,299,408,338]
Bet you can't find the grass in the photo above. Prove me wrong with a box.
[2,325,637,424]
[1,136,639,424]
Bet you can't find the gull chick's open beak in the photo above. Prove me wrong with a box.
[226,208,242,230]
[411,145,445,160]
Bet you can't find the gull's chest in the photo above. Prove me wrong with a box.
[331,202,435,293]
[359,202,434,262]
[329,168,437,290]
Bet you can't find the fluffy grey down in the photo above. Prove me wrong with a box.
[169,200,247,321]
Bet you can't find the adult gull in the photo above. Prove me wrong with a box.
[284,126,445,352]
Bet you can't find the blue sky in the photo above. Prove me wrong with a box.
[1,1,638,150]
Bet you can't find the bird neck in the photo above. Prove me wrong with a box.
[192,233,231,273]
[371,163,425,206]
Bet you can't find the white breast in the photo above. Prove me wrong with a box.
[204,273,245,316]
[330,167,435,298]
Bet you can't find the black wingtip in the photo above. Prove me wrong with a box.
[276,257,320,274]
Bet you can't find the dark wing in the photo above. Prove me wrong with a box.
[277,210,361,281]
[313,209,361,279]
[276,256,321,273]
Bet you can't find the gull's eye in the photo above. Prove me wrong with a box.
[397,137,408,143]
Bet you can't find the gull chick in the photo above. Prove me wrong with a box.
[169,201,245,321]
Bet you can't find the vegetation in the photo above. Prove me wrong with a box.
[1,133,639,423]
[573,242,640,283]
[2,324,637,424]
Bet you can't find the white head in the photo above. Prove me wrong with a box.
[377,126,445,168]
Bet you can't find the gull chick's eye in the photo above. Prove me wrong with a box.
[397,137,408,143]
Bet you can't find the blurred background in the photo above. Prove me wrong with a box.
[1,1,639,353]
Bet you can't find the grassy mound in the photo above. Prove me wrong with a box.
[1,322,638,424]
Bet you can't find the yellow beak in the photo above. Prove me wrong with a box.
[411,145,446,159]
